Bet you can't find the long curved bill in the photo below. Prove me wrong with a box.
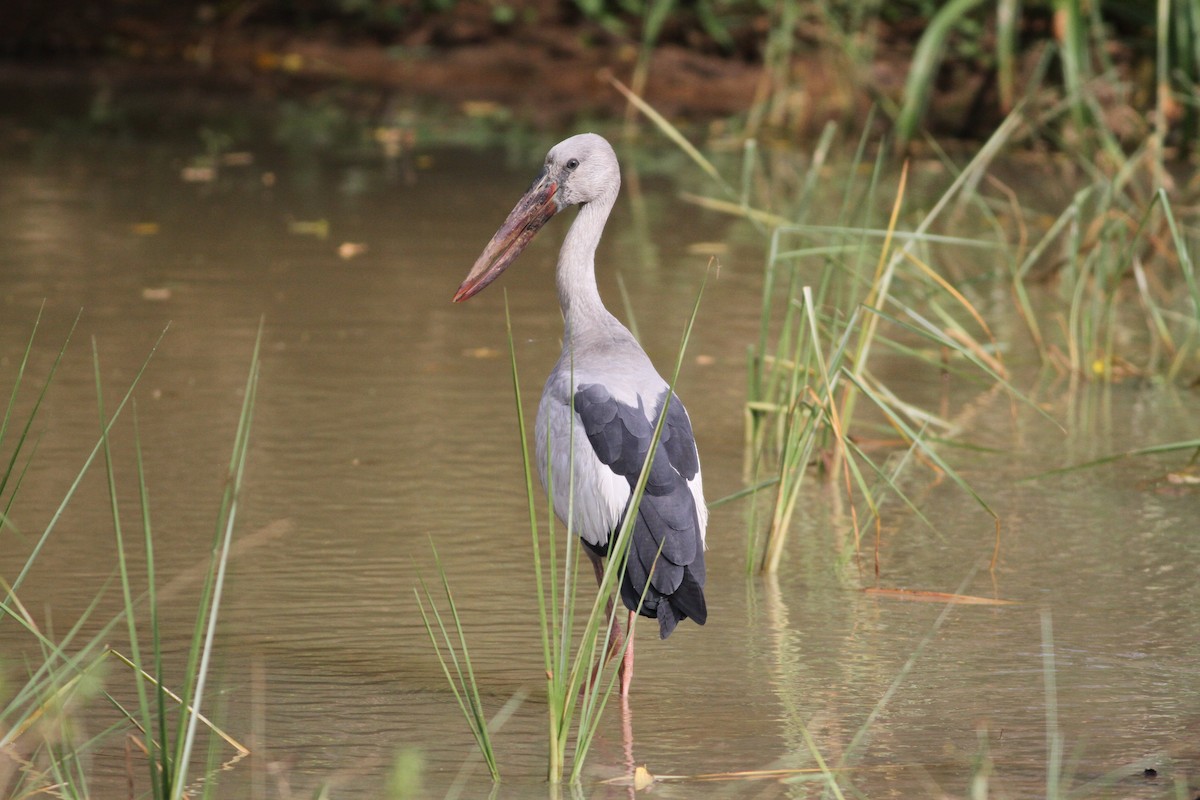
[454,170,559,303]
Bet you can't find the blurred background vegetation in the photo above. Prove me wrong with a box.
[1,0,1194,151]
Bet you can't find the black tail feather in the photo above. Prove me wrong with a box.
[657,599,680,639]
[648,565,707,640]
[670,565,707,626]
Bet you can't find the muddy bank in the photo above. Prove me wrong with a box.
[0,6,989,139]
[191,27,907,131]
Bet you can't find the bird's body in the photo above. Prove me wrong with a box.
[454,133,707,691]
[536,317,708,639]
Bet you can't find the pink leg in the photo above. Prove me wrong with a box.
[590,551,628,662]
[583,552,625,696]
[619,609,636,697]
[588,549,606,585]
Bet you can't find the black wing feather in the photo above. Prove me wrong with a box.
[574,383,707,639]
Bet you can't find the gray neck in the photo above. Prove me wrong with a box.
[556,193,617,339]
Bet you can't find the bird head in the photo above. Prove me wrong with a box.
[453,133,620,303]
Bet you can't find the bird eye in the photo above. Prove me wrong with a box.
[566,158,580,171]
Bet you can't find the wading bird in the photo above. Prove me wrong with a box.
[453,133,707,697]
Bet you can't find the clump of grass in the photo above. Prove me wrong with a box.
[414,544,502,783]
[620,70,1199,579]
[1,314,260,799]
[744,114,1064,574]
[649,112,1025,575]
[1010,182,1200,383]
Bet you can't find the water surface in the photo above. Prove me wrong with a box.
[1,115,1197,799]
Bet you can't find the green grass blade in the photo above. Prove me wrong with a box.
[605,73,739,202]
[0,308,80,509]
[840,368,999,534]
[895,0,990,146]
[431,547,496,778]
[996,0,1019,111]
[1157,189,1200,319]
[500,291,565,779]
[862,303,1064,431]
[90,340,160,797]
[1027,439,1200,480]
[0,575,120,747]
[171,323,261,799]
[132,403,171,800]
[413,549,500,782]
[10,324,168,595]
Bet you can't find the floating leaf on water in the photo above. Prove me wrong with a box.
[461,100,510,120]
[695,354,715,366]
[131,222,159,236]
[686,242,730,255]
[374,126,415,159]
[376,131,402,158]
[141,287,172,301]
[462,347,501,360]
[255,50,303,72]
[255,51,280,71]
[338,242,368,260]
[181,165,215,183]
[600,764,658,787]
[288,219,329,240]
[220,152,254,167]
[864,587,1015,605]
[633,765,655,790]
[1165,468,1200,485]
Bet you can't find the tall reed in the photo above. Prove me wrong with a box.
[738,114,1045,573]
[2,317,259,799]
[414,543,502,782]
[620,70,1198,577]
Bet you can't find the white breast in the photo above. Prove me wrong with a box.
[536,379,631,548]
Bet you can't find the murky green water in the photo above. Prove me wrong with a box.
[1,99,1198,799]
